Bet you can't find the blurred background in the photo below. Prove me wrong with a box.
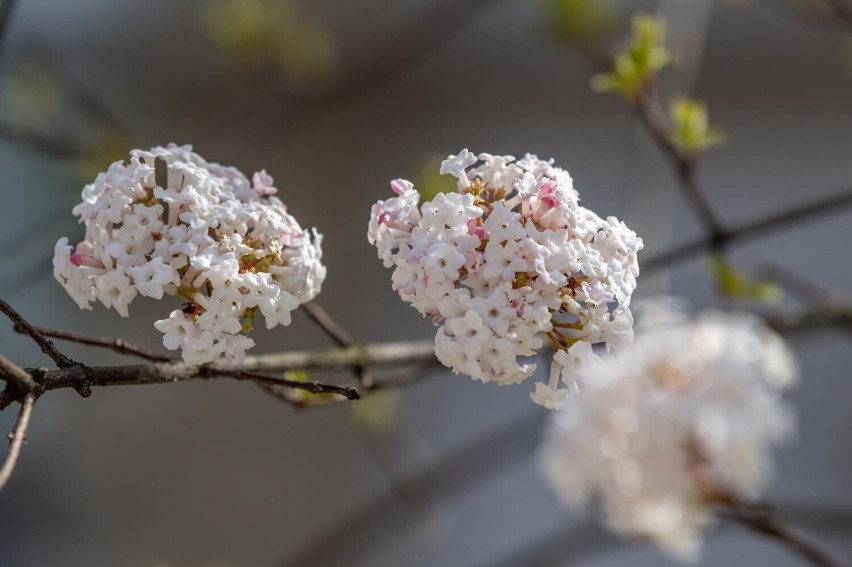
[0,0,851,565]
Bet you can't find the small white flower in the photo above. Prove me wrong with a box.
[530,381,569,409]
[368,149,643,406]
[55,144,327,364]
[439,149,478,188]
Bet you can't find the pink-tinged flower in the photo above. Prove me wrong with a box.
[252,169,278,196]
[55,144,326,364]
[368,149,643,405]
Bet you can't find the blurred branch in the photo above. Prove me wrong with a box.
[820,0,852,31]
[278,409,547,567]
[766,300,852,335]
[0,0,18,59]
[0,123,82,158]
[760,261,834,304]
[632,81,725,240]
[283,0,504,105]
[0,393,35,492]
[477,502,852,567]
[0,42,130,160]
[724,502,846,567]
[643,185,852,270]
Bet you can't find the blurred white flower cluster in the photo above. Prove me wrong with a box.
[54,144,326,364]
[368,149,642,406]
[540,302,797,561]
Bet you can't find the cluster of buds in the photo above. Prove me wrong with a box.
[368,149,643,406]
[54,144,326,364]
[539,302,797,560]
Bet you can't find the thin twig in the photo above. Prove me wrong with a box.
[632,90,725,240]
[23,325,172,362]
[35,361,361,401]
[759,262,835,305]
[0,394,35,492]
[219,368,359,400]
[299,302,373,388]
[300,301,354,347]
[643,185,852,272]
[0,297,80,368]
[724,503,846,567]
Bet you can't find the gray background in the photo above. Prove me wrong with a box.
[0,0,851,565]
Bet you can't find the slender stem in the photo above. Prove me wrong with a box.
[0,297,80,369]
[300,301,354,347]
[633,91,725,240]
[643,185,852,273]
[0,394,35,492]
[217,368,359,400]
[25,325,172,362]
[300,301,373,387]
[725,503,846,567]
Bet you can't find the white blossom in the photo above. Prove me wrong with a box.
[539,303,797,560]
[367,149,643,405]
[54,143,326,364]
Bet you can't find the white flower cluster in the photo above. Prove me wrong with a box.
[540,303,797,561]
[54,144,326,364]
[368,149,642,406]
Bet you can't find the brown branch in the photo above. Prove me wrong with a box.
[0,297,80,369]
[22,325,172,362]
[0,353,39,393]
[36,361,360,401]
[643,185,852,272]
[300,301,354,347]
[724,502,846,567]
[0,339,435,403]
[0,394,35,492]
[299,301,373,388]
[632,90,725,240]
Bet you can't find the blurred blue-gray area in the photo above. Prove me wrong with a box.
[0,0,851,566]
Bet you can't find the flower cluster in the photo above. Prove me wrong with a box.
[54,144,326,364]
[539,302,797,560]
[367,149,643,406]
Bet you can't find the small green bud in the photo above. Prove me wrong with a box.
[669,97,726,155]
